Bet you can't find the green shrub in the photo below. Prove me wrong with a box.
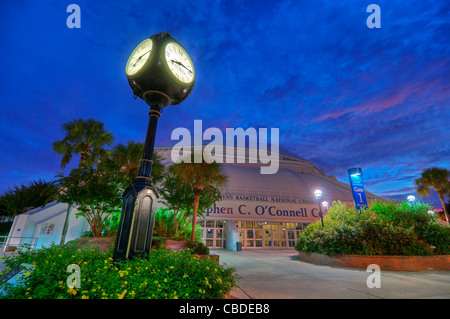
[186,240,210,255]
[296,200,449,256]
[0,243,238,299]
[153,208,202,241]
[422,222,450,255]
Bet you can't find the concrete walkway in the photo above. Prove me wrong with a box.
[212,249,450,299]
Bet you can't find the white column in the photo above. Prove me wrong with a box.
[225,220,240,251]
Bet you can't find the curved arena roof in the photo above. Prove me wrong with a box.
[155,144,383,206]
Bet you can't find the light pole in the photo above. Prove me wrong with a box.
[314,189,324,227]
[322,201,329,212]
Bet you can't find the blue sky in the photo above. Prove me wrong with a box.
[0,0,449,208]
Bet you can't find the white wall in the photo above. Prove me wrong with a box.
[7,202,90,250]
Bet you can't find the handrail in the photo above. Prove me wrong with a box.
[0,236,39,252]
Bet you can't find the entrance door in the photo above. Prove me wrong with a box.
[264,229,286,248]
[237,221,306,249]
[263,229,272,248]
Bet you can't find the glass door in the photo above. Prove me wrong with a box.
[263,229,272,247]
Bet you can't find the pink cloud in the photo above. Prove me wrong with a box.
[312,57,449,122]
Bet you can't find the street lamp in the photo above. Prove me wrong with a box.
[314,189,324,227]
[322,201,329,211]
[113,32,195,261]
[407,195,416,204]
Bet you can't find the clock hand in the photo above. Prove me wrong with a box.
[132,50,151,66]
[171,60,192,73]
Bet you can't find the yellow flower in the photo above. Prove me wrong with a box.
[67,288,77,296]
[118,289,127,299]
[82,295,89,299]
[25,272,31,276]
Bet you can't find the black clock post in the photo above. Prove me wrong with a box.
[113,32,195,261]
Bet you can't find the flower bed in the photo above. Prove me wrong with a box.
[296,201,450,271]
[0,243,238,299]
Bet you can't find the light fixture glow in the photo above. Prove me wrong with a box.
[314,189,322,199]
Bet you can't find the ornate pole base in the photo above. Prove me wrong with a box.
[113,178,158,261]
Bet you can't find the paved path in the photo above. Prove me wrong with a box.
[212,249,450,299]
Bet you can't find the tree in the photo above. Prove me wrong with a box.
[105,140,164,185]
[0,179,58,217]
[159,165,193,236]
[415,167,450,223]
[172,153,227,241]
[52,118,114,169]
[159,165,220,238]
[57,166,124,238]
[53,118,114,243]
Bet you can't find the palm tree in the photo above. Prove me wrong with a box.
[53,118,114,244]
[52,118,114,169]
[173,153,227,241]
[0,179,58,217]
[107,141,164,185]
[415,167,450,223]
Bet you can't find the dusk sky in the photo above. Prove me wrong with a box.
[0,1,449,208]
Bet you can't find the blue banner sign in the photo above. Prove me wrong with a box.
[348,167,368,211]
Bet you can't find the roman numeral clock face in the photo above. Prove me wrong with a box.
[164,42,195,84]
[126,38,154,77]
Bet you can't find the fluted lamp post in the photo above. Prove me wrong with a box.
[113,32,195,261]
[314,189,324,227]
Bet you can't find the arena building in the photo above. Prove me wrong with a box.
[155,145,384,251]
[4,144,383,252]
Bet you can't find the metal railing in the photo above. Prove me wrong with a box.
[0,236,39,252]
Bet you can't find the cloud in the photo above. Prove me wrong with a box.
[0,0,448,206]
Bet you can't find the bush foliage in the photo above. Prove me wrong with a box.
[0,243,238,299]
[296,200,450,256]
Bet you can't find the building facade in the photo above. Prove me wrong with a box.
[155,145,383,251]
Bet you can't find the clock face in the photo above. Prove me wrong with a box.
[164,42,195,84]
[126,38,154,77]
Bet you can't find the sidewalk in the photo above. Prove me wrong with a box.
[212,249,450,299]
